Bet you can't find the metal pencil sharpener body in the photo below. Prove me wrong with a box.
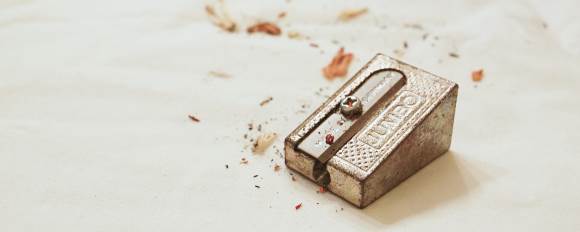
[285,54,458,208]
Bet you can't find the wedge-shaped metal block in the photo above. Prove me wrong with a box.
[285,54,458,208]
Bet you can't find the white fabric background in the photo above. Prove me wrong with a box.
[1,0,579,231]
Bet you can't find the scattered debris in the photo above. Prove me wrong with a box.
[393,48,405,57]
[278,11,287,19]
[317,186,326,193]
[240,157,249,164]
[255,185,261,189]
[259,97,274,107]
[471,69,484,82]
[325,134,335,145]
[322,47,354,80]
[403,23,423,30]
[253,174,259,178]
[248,123,254,131]
[188,115,200,123]
[205,2,237,32]
[247,22,282,36]
[252,132,278,154]
[274,164,281,172]
[225,164,229,169]
[287,31,303,39]
[338,8,368,22]
[449,52,460,58]
[295,203,302,210]
[208,70,231,79]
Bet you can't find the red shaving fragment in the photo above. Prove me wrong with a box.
[325,134,335,145]
[317,186,326,193]
[295,203,302,210]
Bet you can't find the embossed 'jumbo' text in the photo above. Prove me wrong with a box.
[359,91,423,149]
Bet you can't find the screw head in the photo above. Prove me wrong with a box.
[340,96,362,118]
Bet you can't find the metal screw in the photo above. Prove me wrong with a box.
[340,96,362,118]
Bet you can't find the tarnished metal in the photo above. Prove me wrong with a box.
[285,54,458,208]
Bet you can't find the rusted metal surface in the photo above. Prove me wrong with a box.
[285,54,458,208]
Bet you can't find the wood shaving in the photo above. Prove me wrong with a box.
[277,12,287,19]
[188,115,200,123]
[247,22,282,36]
[208,70,231,79]
[471,69,484,82]
[259,97,273,107]
[338,8,368,22]
[205,2,237,32]
[252,132,277,154]
[274,164,281,172]
[287,31,303,39]
[322,47,354,80]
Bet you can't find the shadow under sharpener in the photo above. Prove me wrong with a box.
[284,54,458,208]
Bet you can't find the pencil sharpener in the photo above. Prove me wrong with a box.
[285,54,458,208]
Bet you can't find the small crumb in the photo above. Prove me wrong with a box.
[208,70,231,79]
[188,115,200,123]
[205,3,237,32]
[325,134,335,145]
[277,11,287,19]
[309,43,319,48]
[252,132,278,154]
[259,97,273,106]
[287,31,303,39]
[449,52,459,58]
[422,33,429,40]
[471,69,484,82]
[257,124,262,132]
[322,47,354,80]
[225,164,229,169]
[255,185,261,189]
[253,174,258,178]
[403,23,423,30]
[338,8,368,22]
[240,157,248,164]
[295,203,302,210]
[291,176,297,181]
[247,22,282,36]
[274,164,281,172]
[248,123,254,131]
[403,41,408,49]
[316,186,326,193]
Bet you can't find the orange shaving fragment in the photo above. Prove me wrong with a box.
[322,47,354,80]
[472,69,484,82]
[247,22,281,36]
